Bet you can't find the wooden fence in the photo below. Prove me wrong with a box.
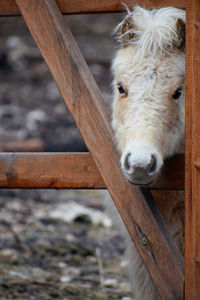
[0,0,198,299]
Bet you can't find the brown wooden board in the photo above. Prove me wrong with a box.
[185,0,200,298]
[15,1,184,298]
[0,153,105,189]
[0,153,184,190]
[1,0,185,15]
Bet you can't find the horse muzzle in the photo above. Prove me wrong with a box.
[122,153,158,185]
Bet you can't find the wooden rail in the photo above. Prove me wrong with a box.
[0,0,185,15]
[185,0,200,298]
[14,1,184,299]
[0,153,105,189]
[0,152,184,190]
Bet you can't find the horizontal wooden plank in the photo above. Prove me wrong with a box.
[0,0,185,16]
[0,152,105,189]
[0,152,184,189]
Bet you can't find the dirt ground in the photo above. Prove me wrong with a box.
[0,13,134,300]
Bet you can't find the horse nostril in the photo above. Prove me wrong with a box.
[148,155,157,175]
[124,153,131,171]
[123,153,157,181]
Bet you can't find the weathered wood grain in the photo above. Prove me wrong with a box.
[15,1,184,298]
[0,152,184,190]
[0,153,105,189]
[185,0,200,298]
[1,0,185,15]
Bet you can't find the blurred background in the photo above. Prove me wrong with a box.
[0,13,134,299]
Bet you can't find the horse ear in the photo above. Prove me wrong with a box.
[175,18,185,49]
[119,15,135,46]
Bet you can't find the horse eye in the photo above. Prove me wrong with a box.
[117,82,127,97]
[172,87,182,100]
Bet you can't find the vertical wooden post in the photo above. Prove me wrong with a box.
[185,0,200,299]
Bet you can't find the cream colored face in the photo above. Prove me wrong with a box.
[112,46,185,184]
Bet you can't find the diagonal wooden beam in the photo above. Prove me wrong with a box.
[15,1,184,298]
[1,0,185,16]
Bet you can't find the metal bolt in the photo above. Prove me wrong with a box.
[141,236,149,247]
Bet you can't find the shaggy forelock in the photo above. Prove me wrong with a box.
[116,6,185,57]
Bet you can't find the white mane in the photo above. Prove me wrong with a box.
[116,6,185,57]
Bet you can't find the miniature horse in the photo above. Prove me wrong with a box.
[110,6,185,299]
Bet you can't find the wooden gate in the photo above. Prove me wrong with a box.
[0,0,198,299]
